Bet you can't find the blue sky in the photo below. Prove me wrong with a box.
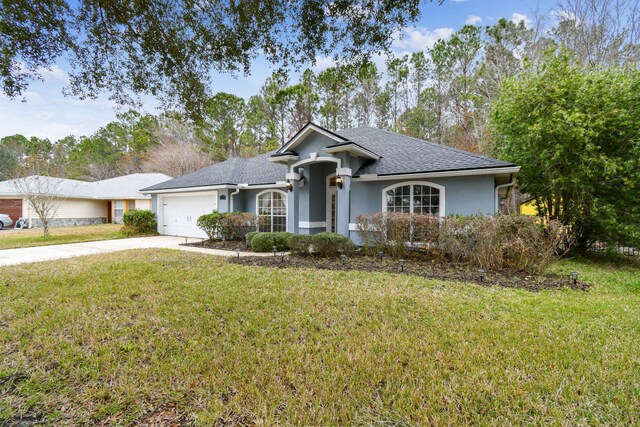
[0,0,556,141]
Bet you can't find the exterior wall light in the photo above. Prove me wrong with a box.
[336,175,344,189]
[285,179,293,192]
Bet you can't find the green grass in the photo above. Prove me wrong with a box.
[1,250,639,425]
[0,224,125,250]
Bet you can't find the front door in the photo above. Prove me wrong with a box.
[326,174,337,233]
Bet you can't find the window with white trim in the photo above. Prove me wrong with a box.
[257,191,287,232]
[384,183,441,216]
[114,200,124,218]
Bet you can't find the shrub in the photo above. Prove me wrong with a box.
[311,232,355,257]
[355,212,438,258]
[245,231,259,245]
[220,212,258,241]
[196,211,227,241]
[288,234,314,256]
[356,212,566,273]
[250,232,293,252]
[121,209,157,235]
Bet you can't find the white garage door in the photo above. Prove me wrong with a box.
[162,193,218,238]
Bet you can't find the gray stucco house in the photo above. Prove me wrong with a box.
[142,123,520,240]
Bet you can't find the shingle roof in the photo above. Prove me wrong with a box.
[0,173,172,199]
[141,151,288,191]
[143,125,516,192]
[334,127,515,176]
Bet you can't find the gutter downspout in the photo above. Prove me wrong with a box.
[495,174,516,213]
[229,187,241,213]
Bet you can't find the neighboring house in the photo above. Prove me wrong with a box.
[142,123,520,241]
[0,173,171,228]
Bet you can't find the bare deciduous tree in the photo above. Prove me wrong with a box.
[550,0,640,66]
[11,172,75,237]
[142,142,214,177]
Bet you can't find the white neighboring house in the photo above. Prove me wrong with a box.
[0,173,171,228]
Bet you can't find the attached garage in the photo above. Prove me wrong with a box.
[0,198,23,227]
[159,192,218,238]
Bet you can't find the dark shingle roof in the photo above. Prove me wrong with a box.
[334,127,515,176]
[141,151,287,191]
[144,125,516,192]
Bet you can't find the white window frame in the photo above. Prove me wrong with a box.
[381,181,445,217]
[114,200,125,218]
[256,189,288,232]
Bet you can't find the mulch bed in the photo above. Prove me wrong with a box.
[229,255,590,292]
[183,240,249,252]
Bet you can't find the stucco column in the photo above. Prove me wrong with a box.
[336,167,351,237]
[286,172,300,234]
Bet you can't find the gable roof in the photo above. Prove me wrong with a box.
[333,127,515,176]
[141,151,288,192]
[276,122,348,154]
[143,124,517,192]
[0,173,172,199]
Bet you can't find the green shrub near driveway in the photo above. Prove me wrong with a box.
[250,232,294,252]
[196,211,227,241]
[121,209,157,236]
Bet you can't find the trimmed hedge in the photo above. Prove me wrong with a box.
[310,232,355,257]
[197,211,259,241]
[288,232,355,257]
[288,234,314,256]
[121,209,157,235]
[245,231,259,245]
[250,232,294,252]
[196,211,227,241]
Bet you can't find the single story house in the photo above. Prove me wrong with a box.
[142,123,520,241]
[0,173,171,228]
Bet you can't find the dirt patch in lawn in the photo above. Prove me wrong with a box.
[229,255,589,292]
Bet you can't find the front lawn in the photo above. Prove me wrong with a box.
[1,250,638,425]
[0,224,124,250]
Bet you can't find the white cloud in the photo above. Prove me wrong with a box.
[34,123,82,141]
[311,55,337,72]
[451,0,468,3]
[465,15,483,25]
[391,26,455,52]
[37,65,70,84]
[511,13,533,28]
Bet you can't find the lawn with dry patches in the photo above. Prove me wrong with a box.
[0,249,639,425]
[0,224,124,250]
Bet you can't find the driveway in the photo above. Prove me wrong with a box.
[0,236,261,267]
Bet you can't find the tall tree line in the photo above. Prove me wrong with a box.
[2,0,638,182]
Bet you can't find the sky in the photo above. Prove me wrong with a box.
[0,0,557,141]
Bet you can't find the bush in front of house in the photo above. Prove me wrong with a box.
[196,211,227,241]
[245,231,259,245]
[250,232,294,252]
[220,212,258,241]
[198,211,260,241]
[121,209,157,235]
[310,232,355,257]
[355,212,566,273]
[288,234,314,256]
[354,212,439,258]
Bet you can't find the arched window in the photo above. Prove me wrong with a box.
[257,190,287,232]
[382,182,445,217]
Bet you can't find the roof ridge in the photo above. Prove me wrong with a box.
[351,127,512,165]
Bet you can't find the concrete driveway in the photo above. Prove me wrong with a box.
[0,236,255,267]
